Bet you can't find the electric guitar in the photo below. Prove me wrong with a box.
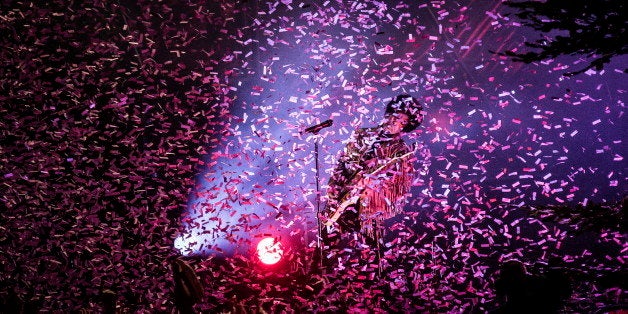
[324,151,414,226]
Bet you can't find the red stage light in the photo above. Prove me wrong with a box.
[256,237,283,265]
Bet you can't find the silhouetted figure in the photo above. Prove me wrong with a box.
[536,258,573,312]
[494,260,531,313]
[493,259,572,313]
[101,289,117,314]
[171,258,204,314]
[1,291,24,314]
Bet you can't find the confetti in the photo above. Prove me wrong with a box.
[1,0,624,313]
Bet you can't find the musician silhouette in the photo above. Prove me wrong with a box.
[321,95,424,256]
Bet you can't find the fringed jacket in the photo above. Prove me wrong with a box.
[325,127,414,238]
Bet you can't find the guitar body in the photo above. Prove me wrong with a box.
[323,151,413,228]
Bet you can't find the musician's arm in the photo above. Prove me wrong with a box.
[326,129,365,202]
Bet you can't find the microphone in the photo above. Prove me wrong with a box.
[304,119,333,134]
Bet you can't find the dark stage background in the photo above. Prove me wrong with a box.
[1,0,625,312]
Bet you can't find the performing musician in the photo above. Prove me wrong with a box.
[322,94,424,248]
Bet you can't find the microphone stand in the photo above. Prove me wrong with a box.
[314,138,324,272]
[302,119,333,274]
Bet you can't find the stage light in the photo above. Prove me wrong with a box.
[256,237,283,265]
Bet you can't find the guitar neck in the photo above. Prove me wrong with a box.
[366,151,414,176]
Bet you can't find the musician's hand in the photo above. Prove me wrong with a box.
[360,188,376,202]
[358,176,378,203]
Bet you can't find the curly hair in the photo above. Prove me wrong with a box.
[385,94,424,132]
